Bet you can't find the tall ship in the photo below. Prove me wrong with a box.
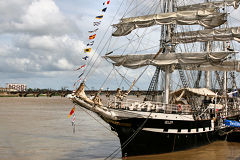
[70,0,240,157]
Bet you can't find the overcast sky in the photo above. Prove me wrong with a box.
[0,0,121,90]
[1,0,240,90]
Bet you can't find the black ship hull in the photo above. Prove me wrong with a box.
[227,131,240,142]
[108,118,219,157]
[72,97,225,157]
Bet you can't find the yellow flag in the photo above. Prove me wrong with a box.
[84,48,92,53]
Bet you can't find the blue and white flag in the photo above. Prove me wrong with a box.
[225,119,240,128]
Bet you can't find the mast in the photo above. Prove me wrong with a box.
[223,36,228,116]
[164,0,174,105]
[205,0,211,89]
[223,1,228,116]
[224,71,228,115]
[205,41,211,88]
[146,0,173,103]
[164,66,171,104]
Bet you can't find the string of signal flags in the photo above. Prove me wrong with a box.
[69,0,111,133]
[73,0,111,89]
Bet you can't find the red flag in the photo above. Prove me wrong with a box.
[89,34,96,40]
[74,64,86,71]
[68,106,75,118]
[103,0,110,5]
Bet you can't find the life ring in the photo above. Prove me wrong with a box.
[177,104,181,112]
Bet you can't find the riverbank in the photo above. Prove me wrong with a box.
[0,94,69,97]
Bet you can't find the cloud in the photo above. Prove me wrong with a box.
[0,34,86,72]
[0,0,106,89]
[54,58,74,70]
[0,0,29,21]
[0,0,79,36]
[0,0,201,90]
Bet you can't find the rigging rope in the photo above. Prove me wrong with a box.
[102,0,158,91]
[100,67,115,90]
[84,0,126,80]
[76,105,118,136]
[84,0,156,88]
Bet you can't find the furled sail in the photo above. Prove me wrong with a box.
[177,0,240,11]
[104,51,235,69]
[112,9,226,37]
[171,88,217,98]
[182,61,240,72]
[172,27,240,44]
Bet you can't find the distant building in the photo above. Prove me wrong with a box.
[0,87,18,92]
[6,83,27,91]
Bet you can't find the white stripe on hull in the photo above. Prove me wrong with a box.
[143,127,214,134]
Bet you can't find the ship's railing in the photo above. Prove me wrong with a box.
[107,98,193,115]
[223,102,240,117]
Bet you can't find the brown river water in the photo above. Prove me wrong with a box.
[0,97,240,160]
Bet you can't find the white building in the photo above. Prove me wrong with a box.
[6,83,27,92]
[0,87,18,92]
